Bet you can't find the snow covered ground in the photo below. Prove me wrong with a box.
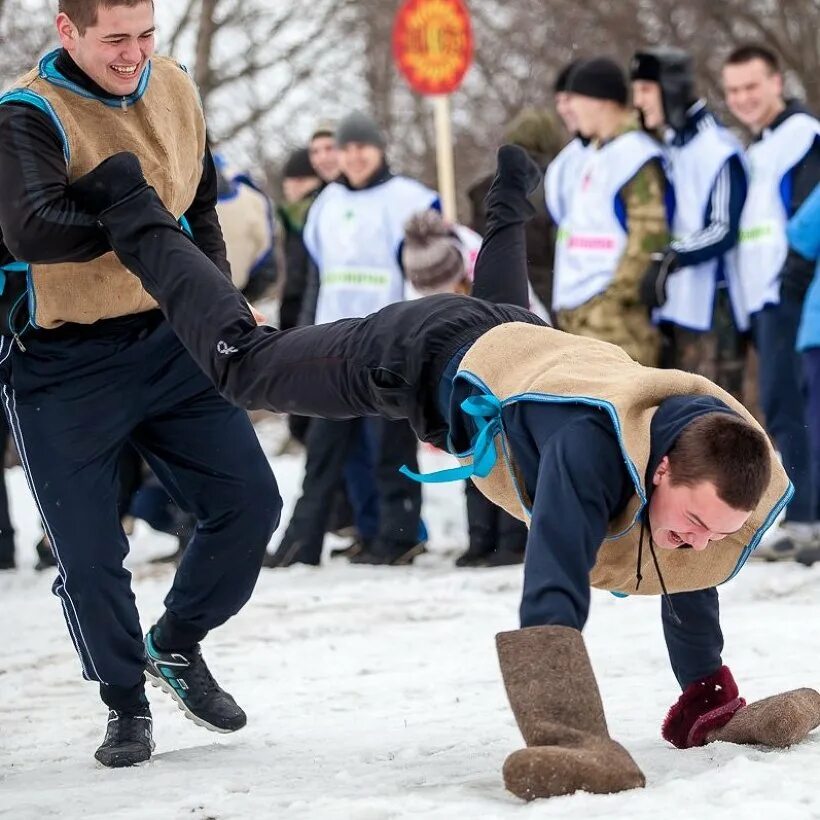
[1,418,818,820]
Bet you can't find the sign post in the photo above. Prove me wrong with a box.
[393,0,473,222]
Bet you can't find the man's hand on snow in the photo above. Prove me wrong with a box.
[662,665,745,748]
[663,665,820,749]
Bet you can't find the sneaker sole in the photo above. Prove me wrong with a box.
[145,668,245,734]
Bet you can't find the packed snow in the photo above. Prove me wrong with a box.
[1,417,818,820]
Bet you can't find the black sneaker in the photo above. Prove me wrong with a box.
[144,629,246,733]
[94,708,154,768]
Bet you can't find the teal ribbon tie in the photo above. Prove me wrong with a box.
[400,393,503,484]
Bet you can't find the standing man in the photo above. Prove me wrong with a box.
[631,48,749,398]
[0,0,280,767]
[277,147,322,332]
[544,59,590,228]
[722,44,820,559]
[553,57,671,366]
[308,121,340,186]
[270,111,438,567]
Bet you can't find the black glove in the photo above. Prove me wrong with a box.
[640,251,679,310]
[67,151,149,215]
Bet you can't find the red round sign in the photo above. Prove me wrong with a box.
[393,0,473,96]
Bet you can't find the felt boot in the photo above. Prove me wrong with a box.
[496,626,646,801]
[707,688,820,748]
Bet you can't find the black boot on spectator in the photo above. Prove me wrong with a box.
[455,539,495,568]
[349,537,427,566]
[263,536,321,568]
[330,536,370,560]
[34,534,57,571]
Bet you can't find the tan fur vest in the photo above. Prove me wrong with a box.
[10,54,206,328]
[457,323,791,596]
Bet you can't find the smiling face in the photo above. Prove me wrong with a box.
[647,456,752,551]
[555,91,579,134]
[338,142,383,189]
[722,58,784,133]
[632,79,665,130]
[308,135,339,183]
[57,1,155,97]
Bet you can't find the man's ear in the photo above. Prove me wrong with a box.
[56,12,79,51]
[652,455,670,487]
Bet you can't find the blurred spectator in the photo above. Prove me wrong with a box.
[545,59,591,229]
[278,148,322,332]
[631,48,748,399]
[0,416,15,570]
[723,44,820,560]
[402,209,529,566]
[787,181,820,567]
[468,108,562,312]
[267,111,438,567]
[214,154,278,302]
[553,57,671,365]
[308,121,340,184]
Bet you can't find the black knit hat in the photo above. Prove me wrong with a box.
[567,57,628,105]
[335,111,386,150]
[554,59,584,94]
[283,148,316,180]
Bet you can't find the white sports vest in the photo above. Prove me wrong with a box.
[656,124,746,330]
[553,131,664,311]
[304,176,438,324]
[544,138,588,223]
[736,112,820,315]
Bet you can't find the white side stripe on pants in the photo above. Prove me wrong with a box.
[0,336,105,683]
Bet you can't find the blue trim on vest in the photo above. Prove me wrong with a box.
[38,48,152,108]
[727,480,794,582]
[0,89,70,163]
[179,215,193,238]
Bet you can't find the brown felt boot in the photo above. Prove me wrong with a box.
[707,688,820,748]
[496,626,646,801]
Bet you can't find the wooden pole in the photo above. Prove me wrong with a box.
[433,94,457,221]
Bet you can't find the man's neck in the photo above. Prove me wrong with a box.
[593,109,630,144]
[753,98,787,135]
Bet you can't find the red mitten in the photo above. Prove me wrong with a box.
[662,666,746,748]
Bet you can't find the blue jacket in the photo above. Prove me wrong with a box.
[789,182,820,351]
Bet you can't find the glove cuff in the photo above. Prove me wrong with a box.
[662,665,745,749]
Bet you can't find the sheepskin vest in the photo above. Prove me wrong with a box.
[8,53,205,328]
[456,322,792,595]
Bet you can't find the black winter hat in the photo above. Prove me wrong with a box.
[630,48,696,131]
[567,57,628,105]
[335,111,386,150]
[554,59,584,94]
[283,148,316,180]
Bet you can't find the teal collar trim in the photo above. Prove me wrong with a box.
[38,48,151,108]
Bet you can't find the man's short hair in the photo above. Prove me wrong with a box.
[59,0,153,34]
[667,412,772,511]
[723,44,781,74]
